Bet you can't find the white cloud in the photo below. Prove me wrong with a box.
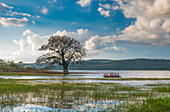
[6,10,40,19]
[104,0,170,47]
[8,29,91,62]
[53,28,92,43]
[32,21,35,24]
[36,16,41,18]
[162,18,170,33]
[97,7,110,17]
[23,29,34,36]
[1,3,13,9]
[77,0,91,7]
[0,3,40,21]
[0,50,41,63]
[0,17,28,27]
[84,35,126,56]
[48,0,57,4]
[14,31,50,55]
[85,35,105,51]
[99,3,111,9]
[7,29,124,62]
[10,12,32,17]
[111,46,126,51]
[146,0,170,16]
[41,7,49,14]
[112,5,120,10]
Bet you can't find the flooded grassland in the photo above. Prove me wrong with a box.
[0,71,170,112]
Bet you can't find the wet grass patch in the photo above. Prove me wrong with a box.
[145,83,170,87]
[0,77,169,111]
[153,86,170,92]
[124,97,170,112]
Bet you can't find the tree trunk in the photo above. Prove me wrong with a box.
[63,66,68,74]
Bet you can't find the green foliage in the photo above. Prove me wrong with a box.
[0,59,33,72]
[153,87,170,92]
[127,97,170,112]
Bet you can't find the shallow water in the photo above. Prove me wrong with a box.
[1,70,170,86]
[1,101,121,112]
[69,70,170,78]
[0,92,122,112]
[37,79,170,86]
[1,70,170,79]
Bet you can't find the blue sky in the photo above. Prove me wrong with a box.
[0,0,170,62]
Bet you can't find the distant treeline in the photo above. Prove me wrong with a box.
[25,59,170,70]
[0,59,34,72]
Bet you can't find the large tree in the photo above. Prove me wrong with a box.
[36,35,86,74]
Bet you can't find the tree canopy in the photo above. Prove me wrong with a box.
[36,35,86,74]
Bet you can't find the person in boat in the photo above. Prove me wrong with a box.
[110,73,114,76]
[117,73,119,76]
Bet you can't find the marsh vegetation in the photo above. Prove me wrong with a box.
[0,74,169,112]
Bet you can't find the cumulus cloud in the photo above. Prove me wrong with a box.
[7,28,125,62]
[99,3,111,9]
[146,0,170,16]
[15,29,92,53]
[41,7,49,14]
[162,18,170,33]
[53,28,92,43]
[23,29,34,36]
[7,29,91,62]
[0,17,28,27]
[16,33,49,52]
[104,0,170,47]
[0,50,41,63]
[0,3,40,27]
[85,35,105,51]
[1,3,13,9]
[97,7,110,17]
[77,0,91,7]
[110,46,126,51]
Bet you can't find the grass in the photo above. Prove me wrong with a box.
[0,79,97,94]
[109,85,139,92]
[153,87,170,92]
[125,97,170,112]
[145,83,170,92]
[145,84,170,86]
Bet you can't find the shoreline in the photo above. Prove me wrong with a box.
[0,70,99,76]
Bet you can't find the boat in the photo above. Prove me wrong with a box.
[103,73,121,77]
